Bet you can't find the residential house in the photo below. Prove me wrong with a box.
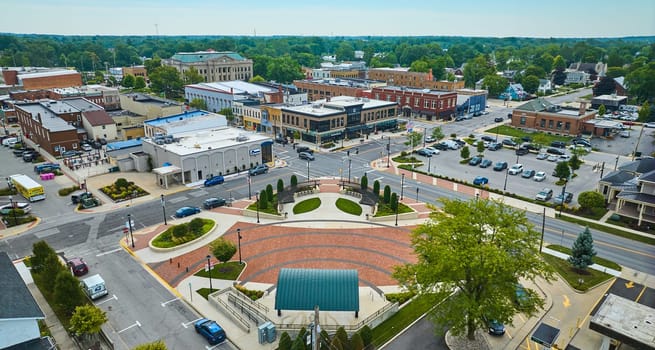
[568,62,607,82]
[565,70,591,85]
[538,79,553,94]
[599,158,655,227]
[0,252,50,350]
[500,83,528,101]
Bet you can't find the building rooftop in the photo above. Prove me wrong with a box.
[592,94,628,102]
[62,97,104,112]
[122,93,180,107]
[297,78,385,88]
[376,85,455,95]
[144,126,270,156]
[169,50,247,63]
[83,110,114,126]
[17,103,76,132]
[281,96,396,117]
[275,268,359,312]
[369,67,411,72]
[17,69,79,80]
[0,252,45,320]
[186,81,276,96]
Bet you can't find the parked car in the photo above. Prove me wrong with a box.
[546,147,565,156]
[249,164,269,176]
[479,159,493,168]
[494,117,504,123]
[508,164,524,175]
[195,318,226,345]
[488,142,502,151]
[484,316,506,336]
[203,197,226,209]
[0,202,31,214]
[425,147,440,155]
[572,138,592,147]
[558,154,572,162]
[515,147,529,156]
[433,142,449,151]
[515,283,529,309]
[275,137,288,144]
[502,139,517,147]
[61,150,81,158]
[493,161,508,171]
[535,188,554,201]
[473,176,489,185]
[425,136,436,143]
[553,192,574,205]
[521,169,536,179]
[299,151,315,160]
[481,135,495,142]
[175,206,201,218]
[204,175,225,187]
[533,171,547,182]
[296,146,313,154]
[81,144,93,152]
[550,141,567,149]
[67,257,89,276]
[644,122,655,128]
[416,148,433,157]
[468,156,482,166]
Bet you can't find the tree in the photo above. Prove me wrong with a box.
[266,55,304,83]
[393,199,554,340]
[250,75,266,83]
[390,193,398,211]
[360,174,368,191]
[335,327,349,349]
[134,76,146,89]
[258,190,268,210]
[335,42,355,61]
[54,271,86,315]
[31,240,58,274]
[182,67,204,84]
[553,161,571,180]
[569,154,582,172]
[405,131,422,148]
[133,340,168,350]
[568,227,597,270]
[94,70,104,83]
[552,70,567,86]
[69,305,108,338]
[593,76,617,96]
[383,185,391,204]
[522,75,540,94]
[409,60,430,73]
[481,74,509,98]
[606,67,626,79]
[219,107,235,124]
[460,145,470,160]
[149,66,183,98]
[431,127,445,141]
[359,325,373,349]
[373,180,380,197]
[144,57,161,74]
[290,175,298,187]
[172,225,188,239]
[278,332,293,350]
[524,65,546,79]
[209,237,237,264]
[350,332,364,350]
[598,104,606,116]
[638,101,651,122]
[291,336,306,350]
[553,55,566,71]
[266,184,274,203]
[189,98,207,110]
[626,62,655,103]
[464,55,495,88]
[476,140,485,155]
[122,74,135,88]
[277,179,284,196]
[577,191,606,213]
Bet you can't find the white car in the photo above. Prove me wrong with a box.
[558,154,572,162]
[547,155,559,162]
[533,171,547,182]
[644,122,655,128]
[536,153,549,160]
[425,147,440,155]
[0,202,31,213]
[508,164,524,175]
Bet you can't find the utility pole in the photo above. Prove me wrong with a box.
[312,306,320,350]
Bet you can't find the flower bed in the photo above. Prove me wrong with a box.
[100,178,149,202]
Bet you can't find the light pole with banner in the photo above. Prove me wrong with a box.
[206,255,213,293]
[237,228,243,265]
[160,194,167,225]
[127,213,135,248]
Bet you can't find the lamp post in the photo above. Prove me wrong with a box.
[386,137,391,168]
[248,175,252,199]
[400,173,405,200]
[427,156,432,174]
[394,195,399,226]
[206,255,213,293]
[559,179,569,218]
[416,187,419,202]
[127,213,134,248]
[539,207,546,253]
[237,228,243,265]
[503,168,509,192]
[348,158,352,183]
[255,191,260,223]
[307,159,310,180]
[8,195,17,227]
[160,194,167,225]
[614,155,619,170]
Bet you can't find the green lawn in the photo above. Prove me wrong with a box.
[194,261,245,280]
[293,198,321,214]
[556,215,655,245]
[371,294,441,347]
[335,198,363,215]
[546,245,622,271]
[374,201,413,217]
[541,253,614,292]
[246,194,280,215]
[485,125,573,145]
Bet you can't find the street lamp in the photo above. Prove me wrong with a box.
[8,195,17,227]
[348,158,352,183]
[255,191,260,223]
[160,194,167,225]
[127,213,135,248]
[427,156,432,174]
[248,175,252,200]
[416,187,419,202]
[386,137,391,168]
[307,159,310,180]
[503,168,509,192]
[394,195,399,226]
[539,207,546,253]
[400,173,405,200]
[559,178,569,218]
[206,255,213,293]
[237,228,243,265]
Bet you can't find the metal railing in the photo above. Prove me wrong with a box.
[209,289,251,332]
[227,292,268,325]
[230,286,269,312]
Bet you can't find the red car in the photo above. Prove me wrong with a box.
[67,257,88,276]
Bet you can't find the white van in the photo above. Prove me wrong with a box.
[2,137,18,147]
[81,274,108,300]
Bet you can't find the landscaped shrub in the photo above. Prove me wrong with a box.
[258,190,268,210]
[152,219,214,248]
[172,225,187,239]
[234,284,264,301]
[266,184,274,202]
[290,175,298,187]
[58,185,81,196]
[277,179,284,195]
[100,178,148,202]
[385,291,416,305]
[383,185,391,204]
[361,175,368,190]
[373,180,380,197]
[390,193,398,211]
[188,218,204,235]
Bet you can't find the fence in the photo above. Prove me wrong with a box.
[209,288,252,332]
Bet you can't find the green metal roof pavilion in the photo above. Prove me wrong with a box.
[275,268,359,316]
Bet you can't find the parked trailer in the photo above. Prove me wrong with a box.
[9,174,46,202]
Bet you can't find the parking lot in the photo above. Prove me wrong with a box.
[413,141,609,205]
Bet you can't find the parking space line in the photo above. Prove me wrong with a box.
[95,294,118,305]
[182,317,203,328]
[161,297,179,307]
[117,320,141,333]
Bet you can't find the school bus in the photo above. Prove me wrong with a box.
[10,174,46,202]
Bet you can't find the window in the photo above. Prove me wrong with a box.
[414,99,419,107]
[556,121,563,130]
[540,119,546,127]
[548,120,554,129]
[406,97,410,104]
[520,117,526,125]
[424,100,429,108]
[565,122,571,130]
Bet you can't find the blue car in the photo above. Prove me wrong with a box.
[175,206,201,218]
[204,175,224,187]
[486,317,506,335]
[473,176,489,185]
[194,318,226,345]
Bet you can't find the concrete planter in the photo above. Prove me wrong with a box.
[148,220,217,252]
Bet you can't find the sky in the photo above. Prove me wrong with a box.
[2,0,654,38]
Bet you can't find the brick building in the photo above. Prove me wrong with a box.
[279,96,398,145]
[364,86,457,121]
[368,68,464,91]
[510,98,597,136]
[8,85,119,111]
[14,101,81,156]
[162,50,253,83]
[293,78,387,102]
[2,68,82,90]
[122,66,148,82]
